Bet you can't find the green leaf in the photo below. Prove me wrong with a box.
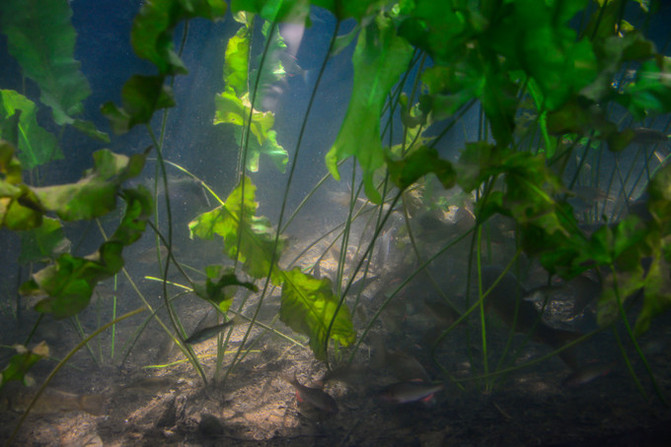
[325,14,413,203]
[456,142,502,192]
[502,152,564,228]
[312,0,393,21]
[214,91,287,172]
[487,0,597,111]
[0,141,43,230]
[0,341,49,389]
[597,266,646,327]
[189,176,285,283]
[279,267,355,360]
[101,75,176,134]
[71,119,110,143]
[224,26,251,96]
[386,146,456,191]
[622,59,671,119]
[20,189,152,319]
[111,187,153,246]
[634,255,671,335]
[192,265,258,311]
[0,0,91,125]
[22,244,118,319]
[231,0,316,23]
[0,90,62,170]
[131,0,227,75]
[396,0,470,65]
[18,217,69,264]
[214,91,275,145]
[32,149,148,221]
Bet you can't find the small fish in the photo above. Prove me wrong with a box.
[630,127,669,145]
[424,298,463,327]
[348,273,379,296]
[379,381,444,404]
[317,364,367,386]
[1,386,105,416]
[374,229,393,266]
[282,374,338,413]
[185,316,242,344]
[370,334,432,383]
[118,376,176,395]
[562,362,614,388]
[481,266,582,370]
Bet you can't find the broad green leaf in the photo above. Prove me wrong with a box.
[214,91,275,146]
[502,152,564,229]
[131,0,227,75]
[224,26,251,96]
[279,267,355,360]
[214,91,287,172]
[456,142,502,192]
[19,217,69,264]
[20,190,152,319]
[0,141,43,230]
[0,0,91,125]
[583,0,625,41]
[101,75,176,134]
[597,266,646,327]
[0,342,49,389]
[111,187,153,245]
[325,14,413,203]
[622,59,671,119]
[231,0,309,23]
[71,120,110,143]
[396,0,470,65]
[0,90,62,170]
[233,127,288,173]
[192,265,258,311]
[189,176,285,283]
[33,149,148,221]
[22,243,122,319]
[487,0,597,111]
[635,256,671,335]
[386,146,456,191]
[312,0,393,21]
[648,163,671,235]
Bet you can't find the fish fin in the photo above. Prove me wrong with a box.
[420,393,435,403]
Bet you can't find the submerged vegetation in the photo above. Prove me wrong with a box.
[2,0,671,440]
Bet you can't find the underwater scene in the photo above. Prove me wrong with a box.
[3,0,671,445]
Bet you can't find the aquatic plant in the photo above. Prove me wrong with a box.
[1,0,671,414]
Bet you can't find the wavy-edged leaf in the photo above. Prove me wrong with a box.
[101,75,176,134]
[20,188,153,319]
[279,267,355,360]
[224,26,251,96]
[189,176,285,283]
[386,146,455,191]
[215,91,287,172]
[0,90,62,170]
[192,265,258,312]
[0,141,43,230]
[231,0,311,23]
[0,341,49,389]
[622,59,671,119]
[325,14,413,203]
[131,0,227,75]
[33,149,148,221]
[19,217,69,264]
[634,255,671,335]
[0,0,91,125]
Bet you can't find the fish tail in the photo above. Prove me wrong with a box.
[78,394,105,416]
